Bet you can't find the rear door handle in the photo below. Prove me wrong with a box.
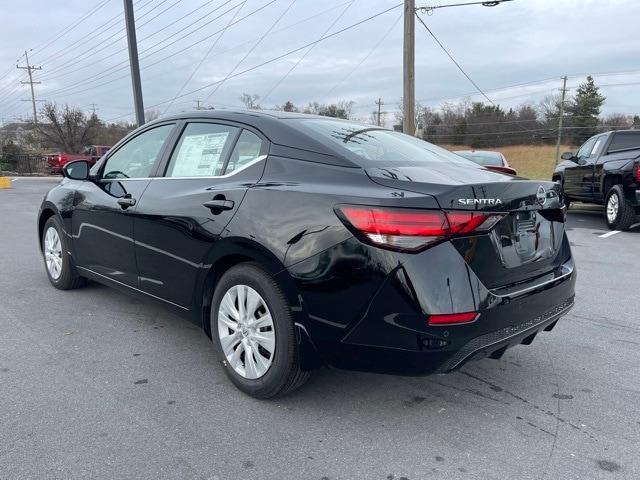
[203,199,235,213]
[117,197,137,209]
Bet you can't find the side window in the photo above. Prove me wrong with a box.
[166,123,239,177]
[608,132,640,153]
[226,130,264,174]
[103,124,174,179]
[576,137,597,160]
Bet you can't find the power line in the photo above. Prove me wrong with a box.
[108,3,404,121]
[415,11,494,105]
[43,0,253,95]
[416,0,514,14]
[29,0,113,55]
[261,0,356,104]
[33,0,154,66]
[204,0,299,102]
[325,11,403,99]
[41,0,177,80]
[44,0,351,100]
[163,1,247,114]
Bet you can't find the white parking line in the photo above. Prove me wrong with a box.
[630,222,640,230]
[11,178,18,182]
[599,230,621,238]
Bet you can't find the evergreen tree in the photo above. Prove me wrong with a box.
[566,76,605,144]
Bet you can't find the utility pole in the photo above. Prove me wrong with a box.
[375,98,384,126]
[16,50,41,124]
[555,75,568,164]
[123,0,145,126]
[195,99,202,110]
[89,103,98,116]
[403,0,415,135]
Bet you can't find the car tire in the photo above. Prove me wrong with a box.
[210,262,310,398]
[604,185,636,231]
[42,216,85,290]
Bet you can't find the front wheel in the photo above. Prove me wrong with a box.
[210,262,310,398]
[604,185,636,230]
[42,216,85,290]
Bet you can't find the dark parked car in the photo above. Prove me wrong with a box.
[38,110,575,398]
[553,130,640,230]
[454,150,517,175]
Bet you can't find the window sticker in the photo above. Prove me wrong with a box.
[171,132,229,177]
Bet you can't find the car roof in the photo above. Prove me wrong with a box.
[143,109,369,167]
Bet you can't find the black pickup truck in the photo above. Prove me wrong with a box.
[553,130,640,230]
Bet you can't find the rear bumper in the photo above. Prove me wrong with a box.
[287,236,576,376]
[435,298,572,373]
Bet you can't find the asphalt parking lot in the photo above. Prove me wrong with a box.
[1,177,639,480]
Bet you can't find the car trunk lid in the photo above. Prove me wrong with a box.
[366,165,569,289]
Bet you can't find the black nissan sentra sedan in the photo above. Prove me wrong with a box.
[38,110,576,398]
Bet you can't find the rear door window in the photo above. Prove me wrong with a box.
[226,130,265,174]
[166,123,239,177]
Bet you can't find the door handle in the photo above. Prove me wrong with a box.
[203,198,234,213]
[117,196,137,209]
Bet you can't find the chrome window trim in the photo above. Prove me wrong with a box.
[96,155,267,181]
[152,154,267,181]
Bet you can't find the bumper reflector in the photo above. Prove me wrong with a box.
[428,312,479,326]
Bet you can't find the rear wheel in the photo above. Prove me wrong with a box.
[210,262,309,398]
[604,185,636,230]
[42,216,85,290]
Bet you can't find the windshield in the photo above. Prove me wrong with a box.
[298,119,479,168]
[455,151,503,166]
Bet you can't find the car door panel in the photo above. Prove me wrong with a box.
[133,122,268,307]
[563,136,599,200]
[71,123,177,287]
[72,179,150,286]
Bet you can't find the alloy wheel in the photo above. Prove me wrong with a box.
[217,284,276,379]
[606,193,619,223]
[44,226,63,280]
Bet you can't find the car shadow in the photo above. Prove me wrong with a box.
[79,278,560,416]
[566,203,640,233]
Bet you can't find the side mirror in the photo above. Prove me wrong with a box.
[63,159,90,180]
[560,152,575,161]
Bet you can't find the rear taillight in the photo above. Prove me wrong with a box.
[335,205,504,251]
[636,161,640,181]
[428,312,479,326]
[59,155,68,165]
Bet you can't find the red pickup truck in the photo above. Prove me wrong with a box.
[47,145,111,174]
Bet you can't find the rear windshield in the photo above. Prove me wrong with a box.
[608,131,640,153]
[298,119,478,168]
[455,151,503,166]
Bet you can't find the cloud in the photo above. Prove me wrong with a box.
[1,0,639,123]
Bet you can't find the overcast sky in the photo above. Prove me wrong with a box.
[1,0,639,125]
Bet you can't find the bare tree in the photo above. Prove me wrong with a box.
[37,102,99,153]
[145,109,161,122]
[240,93,261,110]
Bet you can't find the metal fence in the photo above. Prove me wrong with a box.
[0,154,49,175]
